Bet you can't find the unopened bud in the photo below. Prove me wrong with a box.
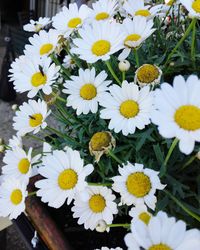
[96,220,107,233]
[0,145,5,153]
[12,104,18,111]
[118,60,130,72]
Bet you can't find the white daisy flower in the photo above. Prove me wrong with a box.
[13,99,50,136]
[180,0,200,18]
[52,3,91,37]
[151,75,200,155]
[112,162,166,209]
[12,55,59,98]
[63,55,76,70]
[90,0,118,22]
[118,17,155,60]
[95,247,123,250]
[100,81,153,136]
[8,135,23,150]
[35,148,94,208]
[129,204,152,225]
[122,0,164,19]
[71,21,124,63]
[9,55,27,82]
[63,68,111,115]
[0,178,27,219]
[2,147,36,183]
[23,17,51,32]
[125,211,200,250]
[25,29,59,57]
[72,186,118,230]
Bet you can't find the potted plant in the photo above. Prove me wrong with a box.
[0,0,200,249]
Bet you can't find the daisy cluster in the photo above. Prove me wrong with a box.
[0,0,200,249]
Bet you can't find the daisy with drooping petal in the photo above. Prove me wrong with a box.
[12,55,60,98]
[52,3,91,37]
[63,68,111,115]
[180,0,200,19]
[63,54,76,70]
[118,16,156,60]
[72,186,118,230]
[112,163,166,209]
[122,0,164,19]
[125,211,200,250]
[100,81,153,136]
[23,17,51,32]
[129,204,152,225]
[134,64,162,87]
[71,21,124,63]
[35,148,94,208]
[151,75,200,155]
[0,178,27,219]
[90,0,118,22]
[2,147,34,183]
[13,99,50,136]
[9,55,27,82]
[25,29,59,57]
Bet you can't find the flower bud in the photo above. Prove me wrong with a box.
[96,220,107,233]
[0,145,5,153]
[11,104,18,111]
[118,60,130,72]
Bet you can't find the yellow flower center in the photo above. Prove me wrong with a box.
[124,34,141,47]
[18,158,30,174]
[89,194,106,213]
[80,84,97,100]
[139,212,151,225]
[68,17,82,28]
[137,64,159,83]
[192,0,200,13]
[174,105,200,131]
[120,100,139,118]
[91,40,111,56]
[126,172,151,197]
[10,189,23,205]
[40,43,53,55]
[149,244,172,250]
[96,12,110,20]
[90,132,111,151]
[29,113,43,127]
[58,169,78,190]
[135,9,151,17]
[31,72,47,87]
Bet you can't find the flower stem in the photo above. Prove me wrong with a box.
[26,134,45,143]
[52,91,67,103]
[107,150,123,164]
[108,223,130,229]
[88,182,112,187]
[105,61,121,85]
[64,47,82,68]
[122,71,125,82]
[191,18,197,67]
[181,154,197,170]
[164,18,196,68]
[164,190,200,222]
[134,49,140,68]
[28,191,37,197]
[50,54,70,78]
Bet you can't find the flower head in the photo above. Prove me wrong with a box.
[180,0,200,19]
[23,17,51,32]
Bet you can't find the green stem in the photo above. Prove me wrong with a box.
[122,71,125,82]
[50,55,70,78]
[134,49,140,68]
[88,182,112,187]
[107,150,123,164]
[46,126,82,147]
[191,18,197,67]
[164,18,196,68]
[181,154,197,170]
[163,138,179,167]
[108,223,130,229]
[159,1,175,28]
[65,47,82,68]
[52,91,67,103]
[164,190,200,222]
[105,61,121,85]
[28,191,37,197]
